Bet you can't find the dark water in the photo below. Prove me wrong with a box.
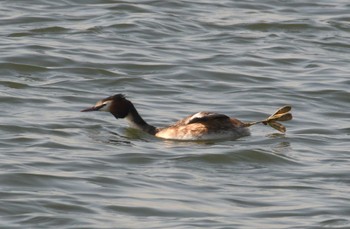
[1,0,350,228]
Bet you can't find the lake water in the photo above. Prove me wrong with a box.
[1,0,349,228]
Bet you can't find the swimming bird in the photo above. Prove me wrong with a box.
[81,94,292,140]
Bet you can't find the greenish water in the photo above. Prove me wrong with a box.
[1,1,349,228]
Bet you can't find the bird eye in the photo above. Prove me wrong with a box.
[96,100,111,111]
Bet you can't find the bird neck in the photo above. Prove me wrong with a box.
[125,105,158,135]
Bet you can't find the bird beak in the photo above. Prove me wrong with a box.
[81,104,104,112]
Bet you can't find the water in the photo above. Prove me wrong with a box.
[1,0,350,228]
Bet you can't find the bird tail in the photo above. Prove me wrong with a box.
[244,105,292,133]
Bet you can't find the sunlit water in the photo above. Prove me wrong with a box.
[1,0,349,228]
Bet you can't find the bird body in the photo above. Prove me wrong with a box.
[153,112,250,140]
[81,94,292,141]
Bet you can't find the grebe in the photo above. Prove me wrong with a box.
[81,94,292,140]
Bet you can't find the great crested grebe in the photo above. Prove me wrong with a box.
[81,94,292,140]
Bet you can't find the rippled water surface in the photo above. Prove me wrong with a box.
[1,0,350,228]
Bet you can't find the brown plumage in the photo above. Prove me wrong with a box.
[155,112,249,140]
